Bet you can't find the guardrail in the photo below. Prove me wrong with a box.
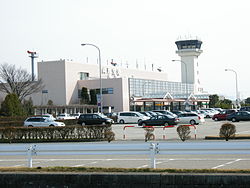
[1,142,250,169]
[0,143,159,169]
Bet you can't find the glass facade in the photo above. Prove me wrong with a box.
[129,78,194,98]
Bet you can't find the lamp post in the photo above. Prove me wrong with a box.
[81,43,103,113]
[225,68,239,109]
[172,59,189,111]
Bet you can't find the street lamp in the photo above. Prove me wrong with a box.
[172,59,189,110]
[81,43,103,113]
[225,68,240,109]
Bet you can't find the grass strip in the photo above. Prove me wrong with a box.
[0,166,250,174]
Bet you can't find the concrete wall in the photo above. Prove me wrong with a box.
[0,172,250,187]
[37,60,67,105]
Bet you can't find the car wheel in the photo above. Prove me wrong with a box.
[206,115,210,118]
[190,120,196,125]
[141,123,147,127]
[138,119,142,123]
[49,125,54,127]
[214,117,218,121]
[119,119,125,124]
[164,122,169,126]
[232,118,237,122]
[28,125,33,127]
[81,122,86,126]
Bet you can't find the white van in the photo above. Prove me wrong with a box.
[117,112,150,124]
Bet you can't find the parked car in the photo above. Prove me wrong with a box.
[178,112,205,125]
[77,113,114,125]
[117,111,150,124]
[152,110,177,117]
[56,113,75,120]
[198,110,214,118]
[138,114,179,127]
[41,114,56,120]
[24,117,65,127]
[212,109,237,121]
[104,112,118,123]
[171,110,183,116]
[70,113,81,119]
[147,111,158,117]
[240,106,250,112]
[226,111,250,122]
[139,111,152,117]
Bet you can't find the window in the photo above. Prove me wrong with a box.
[79,72,89,80]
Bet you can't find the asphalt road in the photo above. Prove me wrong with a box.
[0,119,250,170]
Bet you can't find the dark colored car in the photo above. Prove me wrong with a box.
[226,111,250,122]
[212,109,237,121]
[240,106,250,112]
[152,110,177,117]
[139,112,152,117]
[138,114,179,127]
[77,113,114,125]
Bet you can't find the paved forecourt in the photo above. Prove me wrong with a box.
[112,119,250,141]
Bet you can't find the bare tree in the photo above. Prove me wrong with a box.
[0,63,44,100]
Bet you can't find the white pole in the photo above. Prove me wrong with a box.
[150,143,156,168]
[27,145,33,168]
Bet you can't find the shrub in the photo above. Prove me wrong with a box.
[219,123,236,141]
[177,125,191,142]
[144,127,155,142]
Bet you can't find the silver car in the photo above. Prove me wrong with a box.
[24,117,65,127]
[178,112,205,125]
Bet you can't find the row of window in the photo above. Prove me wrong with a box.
[78,88,114,98]
[129,78,194,97]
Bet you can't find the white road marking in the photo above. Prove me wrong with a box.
[137,165,148,168]
[212,159,241,169]
[236,130,250,134]
[137,159,175,168]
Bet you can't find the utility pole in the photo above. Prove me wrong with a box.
[27,51,38,81]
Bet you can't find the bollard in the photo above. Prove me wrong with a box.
[123,126,135,139]
[149,143,156,168]
[27,145,36,168]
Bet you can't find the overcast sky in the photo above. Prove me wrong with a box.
[0,0,249,100]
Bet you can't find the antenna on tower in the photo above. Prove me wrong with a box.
[27,50,38,81]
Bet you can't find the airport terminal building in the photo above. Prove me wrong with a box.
[29,39,209,115]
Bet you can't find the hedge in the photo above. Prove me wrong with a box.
[0,125,113,143]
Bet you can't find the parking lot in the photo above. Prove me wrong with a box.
[112,118,250,141]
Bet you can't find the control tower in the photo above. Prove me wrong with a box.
[175,39,203,94]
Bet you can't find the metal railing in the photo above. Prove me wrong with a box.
[1,142,250,169]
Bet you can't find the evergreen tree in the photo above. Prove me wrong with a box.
[245,97,250,105]
[80,87,90,104]
[23,97,34,115]
[90,89,97,105]
[0,93,26,116]
[209,94,219,107]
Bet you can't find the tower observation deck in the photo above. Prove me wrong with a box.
[175,40,202,50]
